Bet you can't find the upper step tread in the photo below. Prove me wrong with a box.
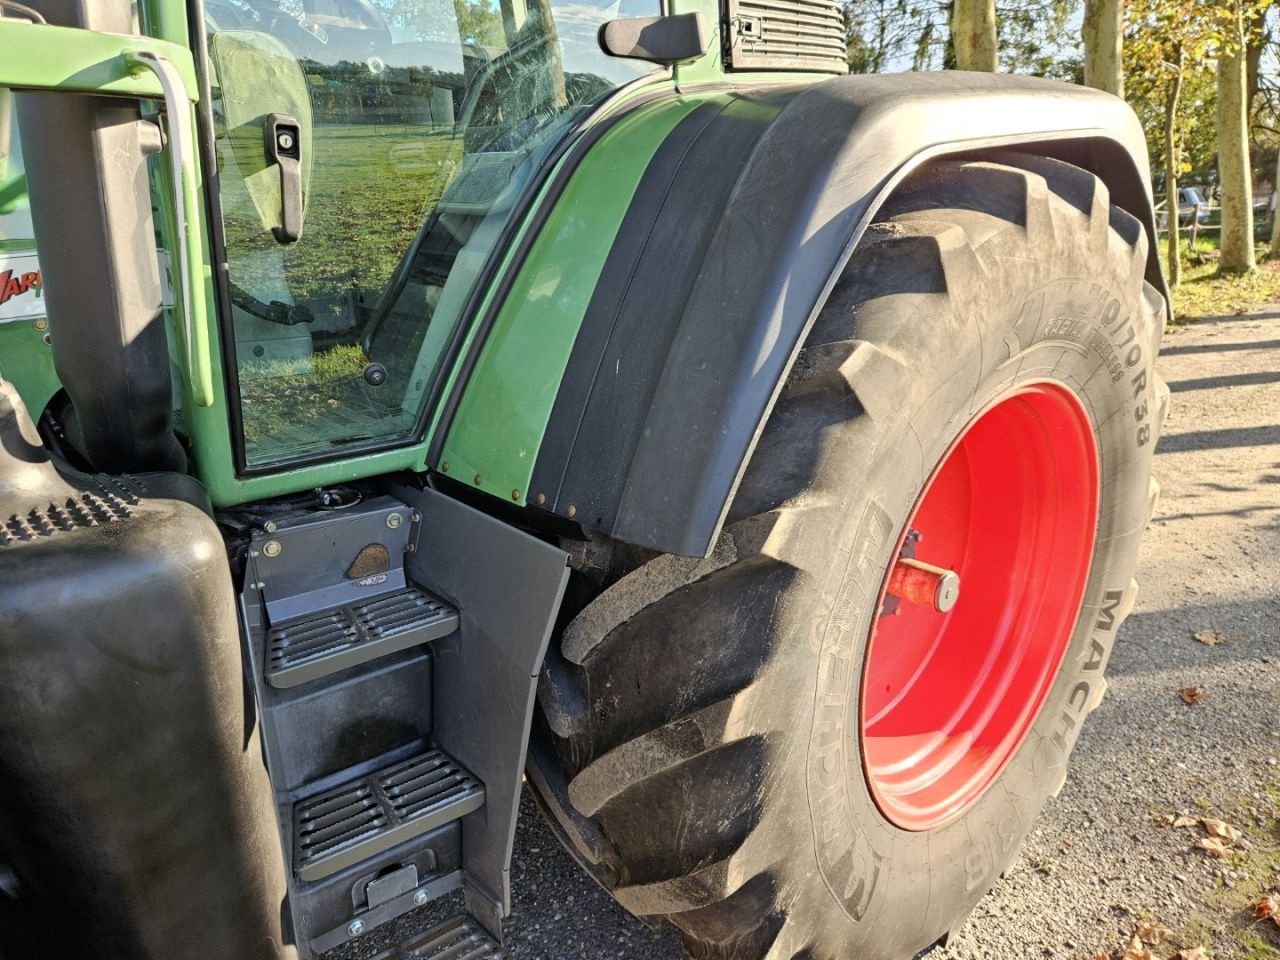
[293,749,484,882]
[266,585,458,689]
[400,915,509,959]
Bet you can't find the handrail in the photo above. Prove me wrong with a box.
[125,50,214,407]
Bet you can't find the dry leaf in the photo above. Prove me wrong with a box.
[1180,686,1208,705]
[1177,948,1211,960]
[1201,818,1242,844]
[1154,813,1176,828]
[1255,894,1279,921]
[1136,920,1171,945]
[1193,629,1226,646]
[1173,815,1200,828]
[1122,935,1154,960]
[1195,836,1229,857]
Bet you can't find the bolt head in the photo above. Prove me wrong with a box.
[413,889,428,906]
[935,571,961,613]
[262,540,282,558]
[386,512,403,529]
[263,520,278,534]
[348,920,364,938]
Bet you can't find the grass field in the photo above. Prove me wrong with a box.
[1164,233,1280,321]
[224,122,462,461]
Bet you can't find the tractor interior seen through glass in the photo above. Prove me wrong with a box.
[204,0,660,468]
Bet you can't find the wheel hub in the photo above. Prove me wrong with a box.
[859,383,1100,832]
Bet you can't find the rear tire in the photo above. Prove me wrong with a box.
[528,154,1168,959]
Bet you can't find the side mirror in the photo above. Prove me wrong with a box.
[209,31,313,244]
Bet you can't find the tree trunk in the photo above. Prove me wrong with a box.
[1082,0,1123,96]
[1217,3,1256,274]
[1269,149,1280,257]
[1164,49,1184,288]
[951,0,997,71]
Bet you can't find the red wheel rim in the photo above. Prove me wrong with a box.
[859,383,1099,832]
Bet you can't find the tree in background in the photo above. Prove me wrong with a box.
[1217,0,1256,272]
[1125,0,1216,285]
[1084,0,1124,94]
[844,0,1078,74]
[953,0,999,68]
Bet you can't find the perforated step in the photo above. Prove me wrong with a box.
[293,750,484,882]
[400,915,509,959]
[266,585,458,688]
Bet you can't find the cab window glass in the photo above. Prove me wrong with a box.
[205,0,661,467]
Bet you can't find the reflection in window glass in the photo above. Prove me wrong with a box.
[206,0,661,466]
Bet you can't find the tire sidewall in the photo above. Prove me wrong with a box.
[796,265,1160,953]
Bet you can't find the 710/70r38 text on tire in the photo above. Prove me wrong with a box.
[528,152,1169,960]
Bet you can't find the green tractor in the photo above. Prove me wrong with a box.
[0,1,1168,957]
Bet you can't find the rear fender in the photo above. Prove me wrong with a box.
[526,71,1163,557]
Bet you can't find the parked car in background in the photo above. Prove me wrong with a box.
[1157,186,1211,228]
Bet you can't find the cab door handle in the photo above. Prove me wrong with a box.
[264,113,303,243]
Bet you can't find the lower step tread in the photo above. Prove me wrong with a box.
[293,749,484,882]
[400,915,508,959]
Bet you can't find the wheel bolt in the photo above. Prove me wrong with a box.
[888,557,960,613]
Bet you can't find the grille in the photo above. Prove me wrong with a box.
[293,749,484,882]
[724,0,847,72]
[265,586,457,688]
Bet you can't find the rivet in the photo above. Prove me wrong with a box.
[566,504,577,519]
[32,318,48,332]
[263,520,278,534]
[262,540,282,558]
[534,492,546,507]
[511,489,521,501]
[410,512,421,523]
[386,513,403,529]
[413,889,428,907]
[474,474,482,485]
[441,462,450,473]
[348,919,364,938]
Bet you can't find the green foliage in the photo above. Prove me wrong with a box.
[843,0,1079,74]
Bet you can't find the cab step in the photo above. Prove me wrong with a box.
[266,585,457,689]
[399,915,509,959]
[293,749,484,882]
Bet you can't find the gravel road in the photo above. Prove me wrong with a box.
[337,309,1280,959]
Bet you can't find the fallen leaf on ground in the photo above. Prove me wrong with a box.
[1256,893,1280,922]
[1177,948,1211,960]
[1195,836,1229,857]
[1193,629,1227,646]
[1122,935,1154,960]
[1201,818,1242,844]
[1136,920,1172,944]
[1180,686,1208,705]
[1173,815,1200,828]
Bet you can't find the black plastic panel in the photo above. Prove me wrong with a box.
[0,381,291,960]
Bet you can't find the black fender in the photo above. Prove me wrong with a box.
[529,71,1165,558]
